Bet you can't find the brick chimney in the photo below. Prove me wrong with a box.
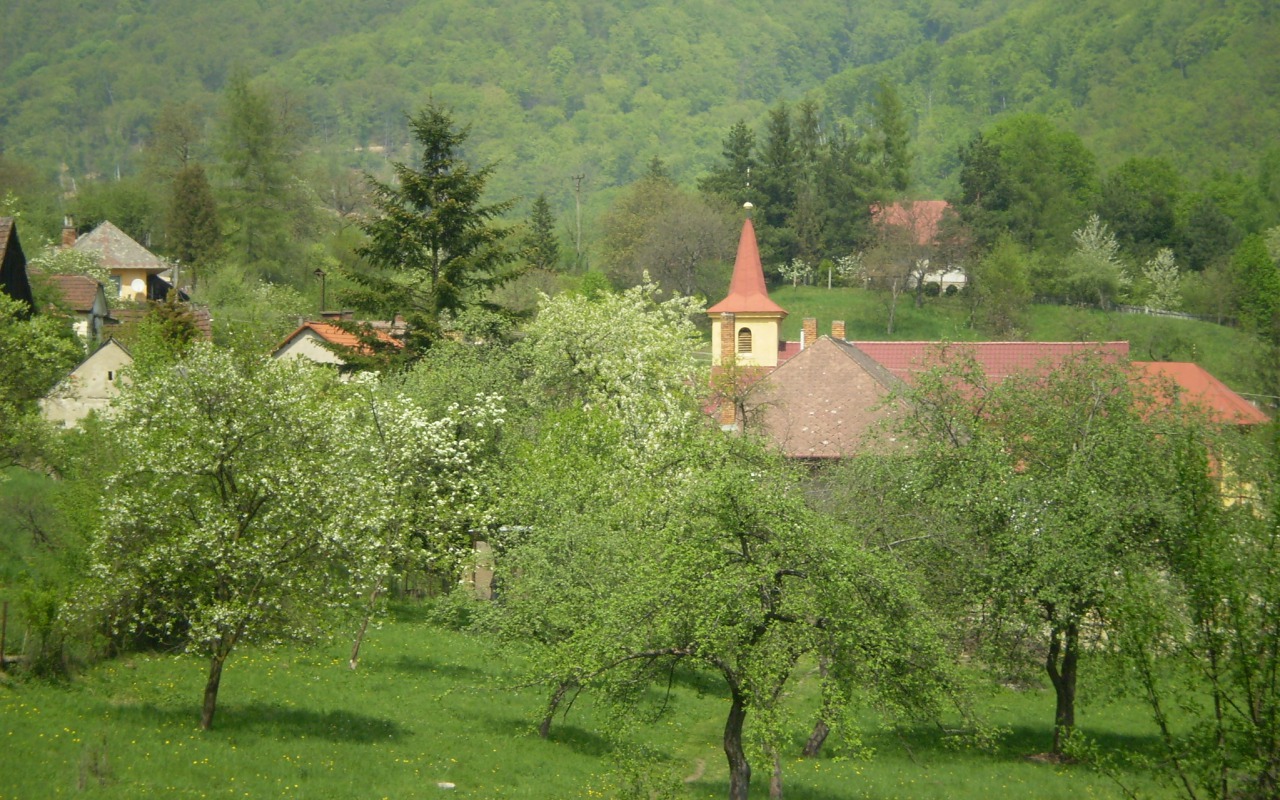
[719,401,738,428]
[832,320,846,340]
[61,216,77,248]
[719,312,736,362]
[802,317,817,349]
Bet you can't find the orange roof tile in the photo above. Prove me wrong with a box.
[44,274,104,313]
[707,218,787,316]
[277,321,402,357]
[1132,362,1269,425]
[871,200,951,246]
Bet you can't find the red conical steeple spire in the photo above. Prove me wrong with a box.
[707,218,786,315]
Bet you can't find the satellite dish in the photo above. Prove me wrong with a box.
[130,278,146,294]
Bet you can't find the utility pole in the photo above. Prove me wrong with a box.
[572,174,584,271]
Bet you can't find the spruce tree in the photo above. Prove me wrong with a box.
[523,194,561,272]
[166,164,220,289]
[698,120,758,205]
[347,103,516,356]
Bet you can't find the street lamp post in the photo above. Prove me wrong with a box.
[313,268,327,315]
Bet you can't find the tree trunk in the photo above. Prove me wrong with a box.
[349,583,382,670]
[802,721,829,758]
[802,657,832,758]
[768,744,784,799]
[538,680,572,739]
[201,651,228,731]
[725,687,752,800]
[1045,621,1079,755]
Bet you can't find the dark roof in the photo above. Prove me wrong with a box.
[72,221,167,274]
[0,217,35,313]
[707,219,787,316]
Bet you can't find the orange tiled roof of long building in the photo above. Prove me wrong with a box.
[852,341,1131,382]
[707,218,786,316]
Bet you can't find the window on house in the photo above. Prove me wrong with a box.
[107,371,115,381]
[737,327,752,354]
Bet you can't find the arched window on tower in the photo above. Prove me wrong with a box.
[737,327,753,354]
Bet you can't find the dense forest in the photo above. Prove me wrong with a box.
[2,0,1277,236]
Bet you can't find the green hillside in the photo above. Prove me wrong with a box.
[2,0,1276,227]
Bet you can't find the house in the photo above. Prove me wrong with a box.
[0,217,36,315]
[40,338,133,427]
[870,200,966,291]
[709,216,1268,459]
[42,273,111,344]
[69,221,177,302]
[272,321,401,372]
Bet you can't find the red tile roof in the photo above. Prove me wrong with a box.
[851,341,1130,383]
[1132,361,1269,425]
[707,218,787,316]
[109,305,214,341]
[277,321,401,356]
[72,221,168,274]
[871,200,952,246]
[748,337,905,459]
[44,274,103,313]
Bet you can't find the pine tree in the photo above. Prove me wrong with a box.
[523,194,561,272]
[166,164,220,290]
[869,80,912,196]
[347,103,516,356]
[697,120,758,205]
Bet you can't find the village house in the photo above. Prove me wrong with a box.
[41,273,111,344]
[272,320,402,373]
[40,338,133,427]
[67,220,179,302]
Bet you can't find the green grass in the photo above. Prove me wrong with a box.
[769,286,1270,396]
[0,609,1168,799]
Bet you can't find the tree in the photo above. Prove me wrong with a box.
[216,72,308,277]
[698,120,759,206]
[954,115,1097,253]
[1096,157,1182,260]
[491,415,960,800]
[1060,214,1131,307]
[1141,248,1183,311]
[756,102,799,265]
[1105,430,1280,800]
[868,80,912,195]
[165,163,220,289]
[346,103,517,356]
[76,347,390,729]
[899,351,1199,755]
[521,194,561,272]
[1234,234,1280,336]
[0,293,82,470]
[970,236,1032,337]
[602,173,734,297]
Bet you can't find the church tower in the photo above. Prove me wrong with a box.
[708,216,787,366]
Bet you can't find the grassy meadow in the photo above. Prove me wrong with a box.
[0,602,1172,800]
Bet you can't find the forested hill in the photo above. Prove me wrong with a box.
[2,0,1277,224]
